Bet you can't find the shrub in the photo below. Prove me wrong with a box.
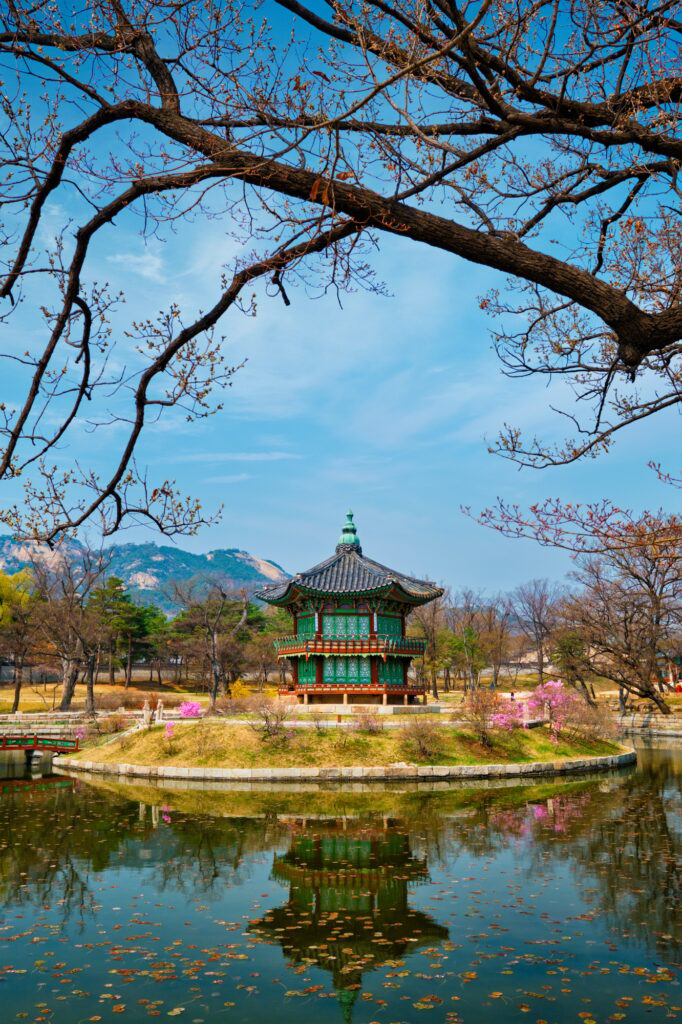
[490,702,525,732]
[163,721,175,753]
[355,713,383,735]
[95,712,130,736]
[249,698,290,739]
[309,711,327,734]
[527,679,575,740]
[401,718,443,761]
[179,700,203,718]
[466,688,501,749]
[230,680,251,701]
[562,698,615,742]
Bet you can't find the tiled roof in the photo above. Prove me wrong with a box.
[256,542,443,606]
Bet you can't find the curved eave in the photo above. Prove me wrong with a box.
[256,581,443,608]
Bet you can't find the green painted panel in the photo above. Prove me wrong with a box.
[297,615,316,637]
[378,658,404,686]
[377,614,402,636]
[298,658,317,685]
[322,614,370,638]
[322,657,371,685]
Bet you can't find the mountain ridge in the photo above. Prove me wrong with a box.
[0,535,289,611]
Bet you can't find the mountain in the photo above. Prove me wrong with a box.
[0,536,289,611]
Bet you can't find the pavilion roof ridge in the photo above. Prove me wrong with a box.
[256,540,443,606]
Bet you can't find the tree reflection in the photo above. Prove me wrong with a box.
[0,782,143,921]
[435,758,681,963]
[1,751,680,970]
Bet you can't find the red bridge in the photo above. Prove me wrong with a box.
[0,734,80,755]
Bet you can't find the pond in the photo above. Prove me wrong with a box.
[0,747,679,1023]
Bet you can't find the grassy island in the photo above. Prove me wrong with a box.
[71,720,622,770]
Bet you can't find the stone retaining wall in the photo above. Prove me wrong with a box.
[56,749,636,783]
[618,713,682,737]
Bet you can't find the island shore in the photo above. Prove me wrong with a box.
[57,721,635,782]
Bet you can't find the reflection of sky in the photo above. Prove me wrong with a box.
[1,8,680,591]
[1,767,681,1024]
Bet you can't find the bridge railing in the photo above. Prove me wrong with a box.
[0,734,80,753]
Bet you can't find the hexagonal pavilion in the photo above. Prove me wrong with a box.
[255,512,443,705]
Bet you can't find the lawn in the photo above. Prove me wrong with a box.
[71,720,622,769]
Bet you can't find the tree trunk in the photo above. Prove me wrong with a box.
[430,665,439,700]
[209,662,220,709]
[85,654,96,718]
[108,642,115,685]
[647,687,672,715]
[156,658,163,688]
[58,659,79,711]
[11,658,23,714]
[443,666,451,693]
[570,674,598,708]
[125,632,132,688]
[537,643,545,685]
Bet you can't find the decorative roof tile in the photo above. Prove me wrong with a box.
[256,514,442,606]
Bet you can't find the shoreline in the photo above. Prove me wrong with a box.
[56,747,636,783]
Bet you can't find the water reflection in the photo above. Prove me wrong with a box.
[0,750,680,1023]
[250,816,448,1021]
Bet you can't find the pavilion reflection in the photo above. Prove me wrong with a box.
[249,815,448,1022]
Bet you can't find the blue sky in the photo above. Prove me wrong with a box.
[75,211,679,593]
[2,191,680,593]
[2,5,680,596]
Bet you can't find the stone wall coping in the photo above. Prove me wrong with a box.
[56,748,636,783]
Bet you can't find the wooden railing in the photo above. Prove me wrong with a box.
[0,734,80,753]
[273,634,426,659]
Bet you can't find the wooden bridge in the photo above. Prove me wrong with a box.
[0,734,80,769]
[0,733,80,753]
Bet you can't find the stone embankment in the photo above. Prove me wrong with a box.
[618,712,682,738]
[57,749,636,784]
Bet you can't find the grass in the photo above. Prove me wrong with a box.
[0,680,280,714]
[70,720,623,770]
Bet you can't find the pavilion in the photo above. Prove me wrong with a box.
[256,512,443,705]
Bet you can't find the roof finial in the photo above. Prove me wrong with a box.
[337,509,361,550]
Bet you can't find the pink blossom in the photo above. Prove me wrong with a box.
[527,679,577,738]
[179,700,202,718]
[490,703,524,731]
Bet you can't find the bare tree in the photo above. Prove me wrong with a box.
[31,547,110,711]
[2,2,682,539]
[560,534,682,715]
[172,581,248,708]
[476,594,514,688]
[512,579,565,685]
[410,589,449,700]
[446,589,487,692]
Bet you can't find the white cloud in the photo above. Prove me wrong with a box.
[108,246,165,281]
[204,472,251,483]
[174,450,302,463]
